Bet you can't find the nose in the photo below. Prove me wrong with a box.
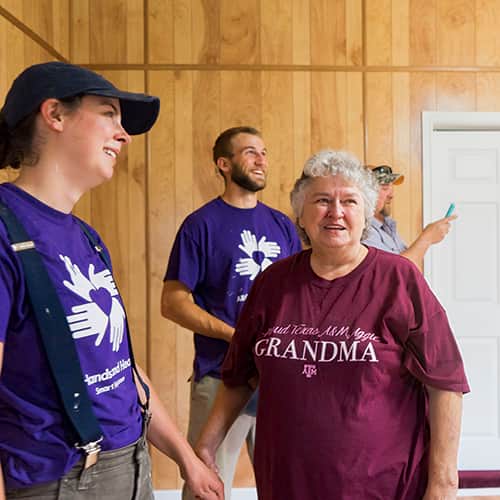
[255,151,267,166]
[328,200,344,218]
[116,121,132,145]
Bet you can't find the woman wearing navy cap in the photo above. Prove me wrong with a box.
[0,62,223,499]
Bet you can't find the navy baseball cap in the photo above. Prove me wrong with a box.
[1,61,160,135]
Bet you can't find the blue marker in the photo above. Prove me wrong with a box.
[445,203,455,218]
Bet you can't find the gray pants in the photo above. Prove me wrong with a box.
[182,376,256,500]
[6,433,153,500]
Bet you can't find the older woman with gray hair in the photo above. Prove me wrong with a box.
[195,150,469,500]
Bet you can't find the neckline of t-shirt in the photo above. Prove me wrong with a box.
[304,245,377,288]
[1,182,74,224]
[216,196,261,212]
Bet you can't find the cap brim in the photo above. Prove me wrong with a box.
[86,89,160,135]
[393,174,404,185]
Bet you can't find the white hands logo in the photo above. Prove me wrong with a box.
[235,229,281,281]
[60,255,125,352]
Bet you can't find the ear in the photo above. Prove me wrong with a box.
[216,156,231,178]
[39,99,66,132]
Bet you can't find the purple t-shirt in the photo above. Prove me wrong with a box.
[165,197,302,381]
[0,183,142,489]
[223,247,470,500]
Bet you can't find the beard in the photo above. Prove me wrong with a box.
[230,161,266,192]
[380,202,391,217]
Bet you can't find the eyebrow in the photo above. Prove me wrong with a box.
[98,98,120,114]
[238,146,267,154]
[310,190,361,197]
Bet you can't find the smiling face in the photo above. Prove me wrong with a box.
[58,95,131,190]
[299,175,366,252]
[225,133,268,192]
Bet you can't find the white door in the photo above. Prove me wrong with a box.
[423,113,500,478]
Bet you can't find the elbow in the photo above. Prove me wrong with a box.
[161,296,175,320]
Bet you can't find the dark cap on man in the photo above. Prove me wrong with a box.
[369,165,404,186]
[1,61,160,135]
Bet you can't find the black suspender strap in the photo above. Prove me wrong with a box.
[0,201,103,465]
[76,220,150,409]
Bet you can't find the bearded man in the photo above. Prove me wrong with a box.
[161,126,301,499]
[362,164,456,266]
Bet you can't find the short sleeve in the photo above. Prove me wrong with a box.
[221,272,266,387]
[362,225,393,252]
[0,224,20,343]
[401,270,470,393]
[164,219,204,292]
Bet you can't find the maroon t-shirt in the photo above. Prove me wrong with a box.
[222,247,470,500]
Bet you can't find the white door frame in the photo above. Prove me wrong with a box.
[422,111,500,279]
[422,111,500,496]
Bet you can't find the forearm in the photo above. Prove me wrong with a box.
[402,216,456,267]
[135,366,224,498]
[135,366,198,471]
[425,386,463,497]
[161,281,234,342]
[0,465,5,500]
[401,236,431,267]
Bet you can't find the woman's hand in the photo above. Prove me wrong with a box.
[422,481,457,500]
[181,454,224,499]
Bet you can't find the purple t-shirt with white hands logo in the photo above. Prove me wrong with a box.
[0,183,142,489]
[165,197,302,381]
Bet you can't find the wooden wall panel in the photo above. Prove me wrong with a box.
[365,72,393,165]
[392,0,410,65]
[192,71,221,207]
[292,0,310,64]
[0,0,69,60]
[292,71,312,175]
[148,70,178,489]
[261,0,292,65]
[311,72,363,152]
[147,0,174,64]
[409,73,435,252]
[311,0,362,66]
[476,0,500,66]
[70,0,144,64]
[410,0,436,66]
[220,0,260,64]
[4,0,500,494]
[391,73,411,243]
[435,72,476,111]
[192,0,220,64]
[220,71,262,127]
[477,73,500,111]
[173,72,195,474]
[261,72,294,215]
[436,0,475,66]
[366,0,392,65]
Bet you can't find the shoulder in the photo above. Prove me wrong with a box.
[257,203,297,231]
[370,246,420,275]
[176,198,222,230]
[368,247,432,298]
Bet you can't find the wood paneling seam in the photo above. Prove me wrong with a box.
[79,63,500,73]
[0,6,67,62]
[144,0,151,375]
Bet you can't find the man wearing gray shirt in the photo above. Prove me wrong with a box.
[363,165,456,266]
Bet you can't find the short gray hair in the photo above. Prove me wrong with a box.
[290,150,379,245]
